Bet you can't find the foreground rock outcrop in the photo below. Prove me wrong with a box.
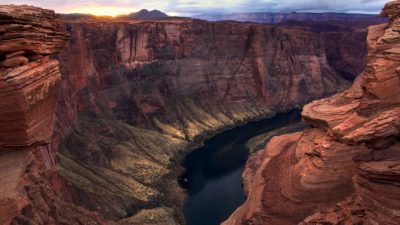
[224,1,400,224]
[0,5,106,225]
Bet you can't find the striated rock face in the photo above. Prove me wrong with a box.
[0,4,382,225]
[0,5,106,225]
[0,5,68,147]
[277,20,373,80]
[0,5,67,55]
[224,1,400,225]
[52,17,353,223]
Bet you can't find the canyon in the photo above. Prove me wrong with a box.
[53,15,351,224]
[0,1,398,225]
[223,1,400,224]
[181,110,303,225]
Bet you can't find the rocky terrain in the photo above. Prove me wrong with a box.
[53,14,359,223]
[277,20,376,81]
[0,5,106,225]
[0,2,389,225]
[195,13,386,80]
[193,12,386,24]
[223,1,400,224]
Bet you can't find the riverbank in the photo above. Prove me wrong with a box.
[173,110,303,225]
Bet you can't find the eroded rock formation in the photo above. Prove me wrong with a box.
[53,16,354,223]
[0,5,106,225]
[277,20,374,80]
[0,3,384,225]
[224,1,400,224]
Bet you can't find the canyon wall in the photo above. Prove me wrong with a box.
[224,1,400,224]
[0,4,381,225]
[277,20,372,80]
[52,16,356,223]
[0,5,107,225]
[195,11,386,81]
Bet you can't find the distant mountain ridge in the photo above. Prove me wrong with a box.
[192,12,387,24]
[119,9,169,19]
[59,9,169,20]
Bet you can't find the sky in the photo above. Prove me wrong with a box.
[0,0,391,16]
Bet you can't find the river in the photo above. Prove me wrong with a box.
[179,109,302,225]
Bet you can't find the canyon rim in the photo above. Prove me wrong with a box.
[0,1,399,225]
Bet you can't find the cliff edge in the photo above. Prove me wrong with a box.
[223,1,400,224]
[0,5,106,225]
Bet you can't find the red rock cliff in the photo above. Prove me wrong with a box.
[277,20,374,80]
[223,1,400,224]
[0,5,106,225]
[0,4,377,225]
[52,16,356,223]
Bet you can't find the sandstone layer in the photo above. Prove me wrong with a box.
[53,16,355,223]
[0,5,106,225]
[0,4,381,225]
[224,1,400,224]
[279,20,376,80]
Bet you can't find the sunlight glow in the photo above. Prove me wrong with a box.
[66,5,138,17]
[0,0,391,16]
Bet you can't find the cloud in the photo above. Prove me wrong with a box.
[270,0,388,13]
[0,0,391,16]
